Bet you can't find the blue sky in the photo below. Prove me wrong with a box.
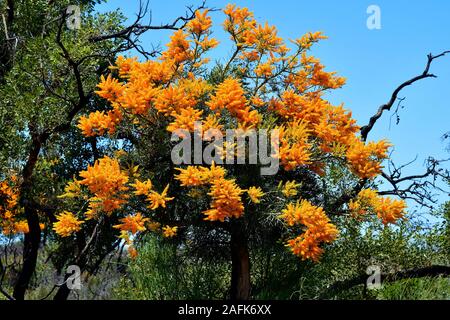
[96,0,450,210]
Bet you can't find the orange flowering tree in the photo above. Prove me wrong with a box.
[30,4,417,299]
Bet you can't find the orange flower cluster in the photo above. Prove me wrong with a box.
[79,10,218,138]
[166,107,203,137]
[0,178,28,236]
[78,156,129,218]
[207,78,260,128]
[131,179,174,210]
[147,185,174,210]
[313,104,358,150]
[223,4,256,45]
[77,107,123,137]
[204,178,244,222]
[175,163,244,222]
[293,31,328,50]
[187,9,213,35]
[275,119,311,171]
[346,139,391,179]
[224,4,285,56]
[95,74,124,102]
[154,85,196,116]
[163,29,192,64]
[53,211,84,237]
[279,200,338,261]
[280,180,301,198]
[12,220,30,234]
[349,189,406,224]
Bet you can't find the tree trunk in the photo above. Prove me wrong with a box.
[53,282,71,301]
[13,134,46,300]
[13,206,41,300]
[230,223,251,300]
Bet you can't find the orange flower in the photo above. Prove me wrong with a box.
[255,61,273,77]
[247,186,264,204]
[203,178,244,222]
[131,179,153,196]
[276,119,311,171]
[147,184,174,210]
[154,85,197,116]
[314,104,359,152]
[13,220,30,234]
[167,107,203,137]
[113,56,138,78]
[79,157,128,198]
[162,225,178,238]
[206,78,260,127]
[187,9,213,35]
[95,74,124,102]
[280,180,300,198]
[280,200,338,261]
[53,212,84,237]
[78,157,129,215]
[293,31,327,49]
[202,114,223,140]
[349,189,406,225]
[374,197,406,224]
[346,139,391,179]
[175,166,209,187]
[77,106,123,137]
[113,213,149,234]
[162,29,191,64]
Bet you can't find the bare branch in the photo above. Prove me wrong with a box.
[360,51,450,141]
[89,0,208,43]
[379,157,450,208]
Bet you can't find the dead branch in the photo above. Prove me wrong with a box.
[360,51,450,142]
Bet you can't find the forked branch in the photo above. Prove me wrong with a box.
[360,51,450,141]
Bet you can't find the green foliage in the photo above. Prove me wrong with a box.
[112,235,230,300]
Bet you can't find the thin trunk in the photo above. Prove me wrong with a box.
[230,223,251,300]
[53,282,71,300]
[12,134,46,300]
[12,206,40,300]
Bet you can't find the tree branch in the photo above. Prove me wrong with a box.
[321,265,450,299]
[360,51,450,141]
[89,0,208,43]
